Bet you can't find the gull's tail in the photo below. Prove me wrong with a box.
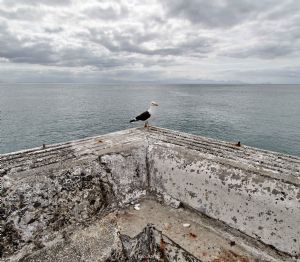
[129,118,137,123]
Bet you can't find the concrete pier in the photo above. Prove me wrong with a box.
[1,126,299,261]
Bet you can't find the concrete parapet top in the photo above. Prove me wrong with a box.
[1,126,299,183]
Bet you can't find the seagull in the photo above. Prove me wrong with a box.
[130,101,159,127]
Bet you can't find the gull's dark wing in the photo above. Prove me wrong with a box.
[135,111,151,121]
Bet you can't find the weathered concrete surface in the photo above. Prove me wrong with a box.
[1,128,148,260]
[17,213,121,262]
[1,126,300,261]
[13,199,286,262]
[148,127,300,258]
[17,212,200,262]
[116,199,285,261]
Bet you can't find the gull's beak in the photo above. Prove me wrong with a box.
[152,102,159,106]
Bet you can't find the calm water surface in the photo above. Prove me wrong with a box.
[0,84,299,156]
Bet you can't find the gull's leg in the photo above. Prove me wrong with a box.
[144,121,149,128]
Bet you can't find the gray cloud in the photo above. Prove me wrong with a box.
[44,27,64,34]
[226,67,300,84]
[0,0,300,83]
[261,0,300,21]
[57,47,131,69]
[162,0,277,28]
[0,7,43,21]
[83,5,128,20]
[87,28,214,57]
[0,21,146,71]
[0,0,71,7]
[0,24,56,64]
[0,31,129,69]
[223,43,299,59]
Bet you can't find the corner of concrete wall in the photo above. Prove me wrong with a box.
[2,127,300,260]
[147,138,300,258]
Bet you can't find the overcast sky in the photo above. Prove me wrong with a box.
[0,0,300,83]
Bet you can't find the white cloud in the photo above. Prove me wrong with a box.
[0,0,299,83]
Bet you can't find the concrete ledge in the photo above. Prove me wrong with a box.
[1,126,299,260]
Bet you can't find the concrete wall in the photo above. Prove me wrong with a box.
[1,129,148,259]
[1,126,300,260]
[148,128,300,257]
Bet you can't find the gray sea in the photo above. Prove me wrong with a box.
[0,83,299,156]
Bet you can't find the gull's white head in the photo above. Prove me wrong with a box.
[150,101,159,106]
[148,101,159,114]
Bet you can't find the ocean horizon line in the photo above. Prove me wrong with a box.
[1,82,299,85]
